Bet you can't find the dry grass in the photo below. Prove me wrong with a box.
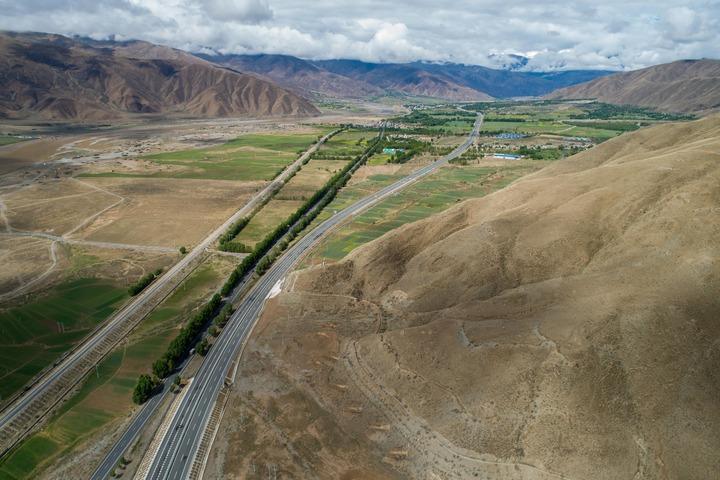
[71,177,264,247]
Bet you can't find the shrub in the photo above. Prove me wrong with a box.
[128,269,162,296]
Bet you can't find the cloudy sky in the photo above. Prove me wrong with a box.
[1,0,719,70]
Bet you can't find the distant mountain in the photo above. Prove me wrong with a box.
[311,59,492,101]
[546,59,720,113]
[0,32,319,121]
[203,53,611,101]
[196,53,383,99]
[415,62,612,98]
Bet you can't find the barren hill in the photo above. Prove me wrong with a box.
[547,59,720,113]
[0,32,319,121]
[208,116,720,479]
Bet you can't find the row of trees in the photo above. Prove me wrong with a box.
[128,268,162,296]
[150,293,223,379]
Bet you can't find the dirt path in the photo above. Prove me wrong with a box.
[0,198,9,233]
[63,178,126,238]
[0,240,58,303]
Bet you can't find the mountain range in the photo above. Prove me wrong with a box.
[2,31,719,121]
[0,32,319,121]
[201,53,612,100]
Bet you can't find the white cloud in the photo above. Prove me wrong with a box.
[0,0,718,70]
[201,0,273,23]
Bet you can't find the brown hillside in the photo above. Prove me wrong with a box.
[209,116,720,479]
[0,32,319,121]
[546,59,720,113]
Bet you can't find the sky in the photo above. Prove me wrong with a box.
[1,0,719,71]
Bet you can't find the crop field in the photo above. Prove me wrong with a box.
[0,258,234,480]
[275,159,347,201]
[304,161,546,263]
[479,120,619,140]
[0,278,127,404]
[0,136,27,147]
[229,199,304,249]
[82,132,324,181]
[313,129,373,159]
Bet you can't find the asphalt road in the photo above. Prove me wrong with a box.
[145,113,483,480]
[0,129,338,457]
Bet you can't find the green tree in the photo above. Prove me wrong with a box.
[133,374,159,404]
[152,358,172,379]
[179,246,187,254]
[196,338,210,356]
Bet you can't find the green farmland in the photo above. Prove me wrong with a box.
[0,279,127,405]
[306,161,545,262]
[0,136,28,147]
[0,262,228,480]
[479,120,620,140]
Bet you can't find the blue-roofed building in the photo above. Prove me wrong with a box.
[493,153,522,160]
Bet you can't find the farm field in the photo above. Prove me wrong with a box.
[81,132,326,181]
[0,256,235,480]
[0,278,127,404]
[0,136,27,147]
[313,129,373,159]
[304,161,547,263]
[479,120,619,140]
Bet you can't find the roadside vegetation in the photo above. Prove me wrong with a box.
[127,268,162,296]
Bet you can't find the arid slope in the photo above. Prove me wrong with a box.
[208,116,720,479]
[547,59,720,113]
[0,32,319,121]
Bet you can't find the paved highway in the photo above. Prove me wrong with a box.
[0,129,339,457]
[146,113,483,479]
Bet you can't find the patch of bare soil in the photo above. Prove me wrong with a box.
[210,115,720,479]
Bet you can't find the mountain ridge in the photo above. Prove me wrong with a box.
[201,52,612,100]
[546,59,720,113]
[0,32,320,121]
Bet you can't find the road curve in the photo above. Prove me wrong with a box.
[0,129,339,457]
[146,114,483,480]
